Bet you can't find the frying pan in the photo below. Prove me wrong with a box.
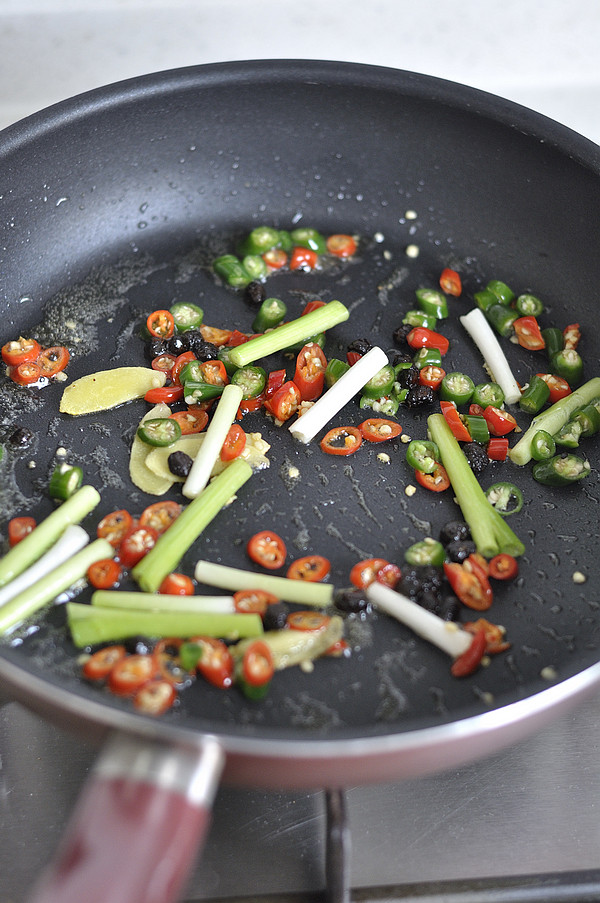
[1,60,600,903]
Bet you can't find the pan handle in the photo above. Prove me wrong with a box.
[27,730,224,903]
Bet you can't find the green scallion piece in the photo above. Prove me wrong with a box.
[227,300,349,368]
[133,456,253,592]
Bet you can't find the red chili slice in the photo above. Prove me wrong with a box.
[200,359,228,386]
[294,342,327,401]
[488,553,519,581]
[290,246,318,270]
[118,525,159,568]
[82,645,127,681]
[1,337,41,367]
[133,679,177,716]
[171,350,196,385]
[439,267,462,297]
[108,654,157,696]
[233,589,279,615]
[8,516,36,547]
[241,640,274,688]
[151,352,177,374]
[200,325,233,346]
[144,385,184,404]
[443,560,493,611]
[440,401,471,442]
[513,316,545,351]
[286,555,330,582]
[169,407,209,434]
[486,437,509,461]
[350,557,389,588]
[146,309,175,339]
[139,500,182,534]
[264,380,301,422]
[263,248,288,269]
[96,509,133,548]
[536,373,572,403]
[87,558,122,590]
[406,327,449,355]
[326,234,357,258]
[11,361,42,385]
[192,636,234,689]
[414,463,450,492]
[419,365,446,391]
[37,345,70,377]
[359,418,402,443]
[220,423,246,461]
[247,530,287,570]
[482,405,518,437]
[287,611,331,631]
[320,425,362,456]
[450,629,487,677]
[301,300,326,316]
[464,618,511,654]
[159,573,195,595]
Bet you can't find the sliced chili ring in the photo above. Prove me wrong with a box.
[97,509,134,548]
[443,560,493,611]
[169,407,209,435]
[108,653,157,696]
[450,628,487,677]
[320,425,362,456]
[464,618,511,654]
[287,611,331,631]
[139,500,182,534]
[11,361,42,385]
[37,345,70,377]
[359,418,402,443]
[137,417,182,447]
[146,309,175,339]
[485,482,523,516]
[118,525,159,568]
[439,267,462,297]
[151,352,177,374]
[87,558,122,590]
[82,645,127,681]
[159,572,195,595]
[192,637,234,689]
[414,463,450,492]
[133,679,177,716]
[8,515,36,547]
[263,248,288,269]
[482,405,518,437]
[233,589,279,615]
[220,423,247,462]
[264,380,301,422]
[375,562,402,588]
[241,639,274,687]
[152,638,190,688]
[286,554,330,582]
[1,337,41,367]
[200,325,233,347]
[294,343,327,402]
[350,557,389,588]
[144,385,185,405]
[488,553,519,581]
[326,234,357,258]
[247,530,287,570]
[290,246,318,271]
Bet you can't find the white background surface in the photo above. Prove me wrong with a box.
[0,0,598,145]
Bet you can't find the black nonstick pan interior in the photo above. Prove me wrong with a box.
[1,60,600,787]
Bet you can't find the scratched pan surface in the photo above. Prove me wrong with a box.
[1,60,600,788]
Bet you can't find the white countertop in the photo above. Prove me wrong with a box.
[0,0,599,146]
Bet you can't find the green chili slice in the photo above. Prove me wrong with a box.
[48,464,84,501]
[252,297,287,333]
[404,537,446,567]
[170,302,204,332]
[515,293,544,317]
[485,303,518,337]
[519,375,550,415]
[485,482,524,516]
[290,227,327,254]
[213,254,251,288]
[463,414,490,444]
[486,279,515,305]
[415,288,448,319]
[361,364,396,399]
[439,372,475,406]
[530,430,556,461]
[472,382,505,409]
[402,309,438,329]
[551,348,583,387]
[325,358,350,388]
[412,347,443,370]
[406,439,440,473]
[137,417,182,447]
[532,453,590,486]
[231,365,267,399]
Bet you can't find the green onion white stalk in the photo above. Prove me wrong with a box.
[289,345,389,443]
[133,458,253,593]
[366,581,472,658]
[428,413,525,558]
[91,590,235,613]
[0,525,89,609]
[509,376,600,465]
[0,485,100,588]
[460,308,521,405]
[233,615,344,670]
[228,300,349,369]
[67,603,262,648]
[182,383,243,499]
[0,538,114,635]
[194,559,334,606]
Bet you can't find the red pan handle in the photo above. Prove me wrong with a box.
[27,731,224,903]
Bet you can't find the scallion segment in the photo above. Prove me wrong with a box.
[0,525,89,609]
[182,384,244,499]
[91,590,236,613]
[233,615,343,671]
[133,457,253,593]
[289,346,389,444]
[0,485,101,588]
[228,300,349,368]
[0,538,114,635]
[427,413,525,558]
[509,377,600,465]
[67,603,262,648]
[194,559,334,607]
[459,308,521,405]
